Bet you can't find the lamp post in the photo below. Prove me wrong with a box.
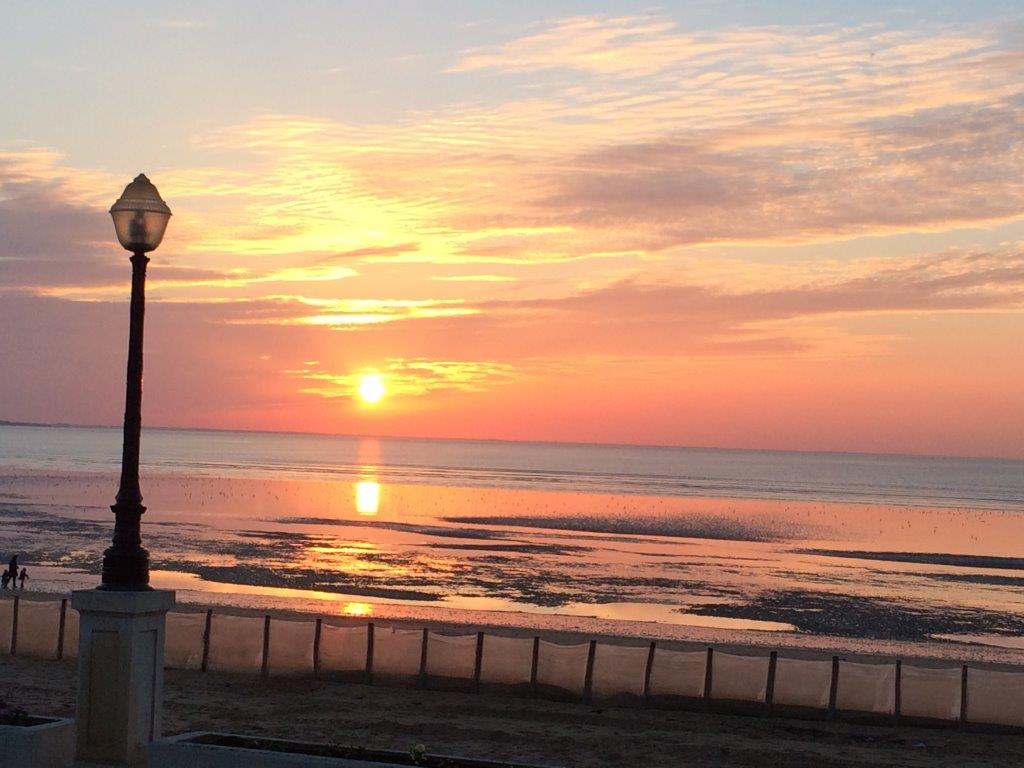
[101,174,171,590]
[71,175,175,764]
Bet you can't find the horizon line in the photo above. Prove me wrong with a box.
[0,418,1020,465]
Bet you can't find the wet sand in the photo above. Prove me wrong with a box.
[5,467,1024,661]
[4,654,1024,767]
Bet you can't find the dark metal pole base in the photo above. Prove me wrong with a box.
[99,548,152,590]
[99,501,152,591]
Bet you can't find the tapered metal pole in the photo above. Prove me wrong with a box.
[100,250,151,590]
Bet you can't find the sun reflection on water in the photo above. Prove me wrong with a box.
[355,480,380,515]
[342,601,374,617]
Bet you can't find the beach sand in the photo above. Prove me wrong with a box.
[4,655,1023,767]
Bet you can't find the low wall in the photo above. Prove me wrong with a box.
[3,596,1022,729]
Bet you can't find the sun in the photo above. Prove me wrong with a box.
[357,373,386,404]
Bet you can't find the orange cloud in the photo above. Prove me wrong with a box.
[222,296,478,329]
[157,16,1022,271]
[288,358,517,400]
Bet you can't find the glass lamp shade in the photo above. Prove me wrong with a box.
[110,174,172,252]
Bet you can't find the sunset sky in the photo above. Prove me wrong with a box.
[1,1,1022,458]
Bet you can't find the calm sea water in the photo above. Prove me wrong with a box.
[2,424,1024,657]
[2,424,1022,509]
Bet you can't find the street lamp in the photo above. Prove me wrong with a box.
[101,174,171,590]
[71,175,176,763]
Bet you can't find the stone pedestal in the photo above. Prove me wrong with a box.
[71,589,174,765]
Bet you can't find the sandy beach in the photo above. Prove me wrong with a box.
[4,654,1023,767]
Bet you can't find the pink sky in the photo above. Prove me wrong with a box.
[1,10,1023,458]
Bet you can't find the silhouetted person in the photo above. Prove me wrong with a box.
[18,568,27,590]
[4,556,16,588]
[0,571,8,589]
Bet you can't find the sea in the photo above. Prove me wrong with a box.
[2,423,1023,659]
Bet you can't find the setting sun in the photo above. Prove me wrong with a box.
[357,374,386,404]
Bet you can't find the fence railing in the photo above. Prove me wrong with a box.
[3,596,1022,729]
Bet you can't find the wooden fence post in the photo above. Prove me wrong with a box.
[419,628,429,688]
[365,623,375,685]
[530,636,540,697]
[642,641,657,704]
[10,596,19,656]
[261,614,271,677]
[200,609,212,672]
[56,598,68,660]
[703,647,714,701]
[473,631,484,693]
[959,665,969,730]
[312,618,323,678]
[583,640,597,703]
[766,651,778,712]
[893,659,902,725]
[828,656,840,719]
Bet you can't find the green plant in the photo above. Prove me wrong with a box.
[0,699,32,727]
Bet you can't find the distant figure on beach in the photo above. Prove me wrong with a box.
[4,555,17,589]
[18,568,28,590]
[0,571,8,589]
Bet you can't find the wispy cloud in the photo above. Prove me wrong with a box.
[32,265,359,301]
[230,296,478,329]
[451,15,712,75]
[157,15,1023,269]
[461,249,1024,358]
[288,358,516,399]
[430,274,517,282]
[7,15,1023,274]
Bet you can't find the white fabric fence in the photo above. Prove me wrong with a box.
[835,660,896,715]
[590,642,649,699]
[425,631,478,681]
[712,651,770,703]
[372,626,423,678]
[165,611,205,670]
[901,664,961,721]
[4,597,1024,729]
[319,623,368,674]
[773,657,832,709]
[648,648,706,698]
[207,613,264,674]
[535,640,590,695]
[966,668,1024,727]
[479,633,533,686]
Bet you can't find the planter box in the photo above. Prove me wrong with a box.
[0,717,74,768]
[150,732,562,768]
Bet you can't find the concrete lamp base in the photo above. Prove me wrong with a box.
[71,589,175,765]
